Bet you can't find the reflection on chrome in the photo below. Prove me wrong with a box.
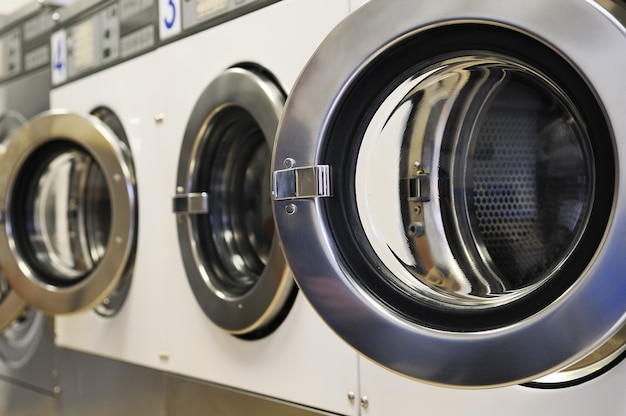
[0,275,8,305]
[30,150,111,281]
[0,111,26,156]
[0,308,42,366]
[188,121,276,302]
[356,54,592,309]
[174,66,293,336]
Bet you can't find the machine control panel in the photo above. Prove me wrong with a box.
[120,0,158,57]
[66,3,120,77]
[0,7,58,83]
[0,29,22,81]
[51,0,159,86]
[22,10,57,73]
[159,0,279,40]
[181,0,229,29]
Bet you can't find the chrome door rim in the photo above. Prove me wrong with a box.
[174,66,295,336]
[0,292,27,333]
[0,111,27,150]
[0,110,137,314]
[0,308,45,367]
[0,111,28,330]
[272,0,626,387]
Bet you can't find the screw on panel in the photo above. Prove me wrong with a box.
[360,396,369,409]
[283,158,296,168]
[285,204,297,215]
[407,222,424,237]
[53,386,62,397]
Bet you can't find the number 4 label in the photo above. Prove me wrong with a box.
[51,30,67,85]
[159,0,182,40]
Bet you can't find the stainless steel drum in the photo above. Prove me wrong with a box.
[173,65,296,338]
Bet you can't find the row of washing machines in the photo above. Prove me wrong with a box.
[2,0,626,414]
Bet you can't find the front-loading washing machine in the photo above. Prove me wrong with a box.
[272,0,626,414]
[156,0,358,414]
[0,0,168,372]
[0,0,72,396]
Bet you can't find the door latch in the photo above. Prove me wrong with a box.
[272,165,332,201]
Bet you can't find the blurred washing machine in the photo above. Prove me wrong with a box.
[156,0,358,414]
[0,0,168,372]
[272,0,626,414]
[0,0,71,396]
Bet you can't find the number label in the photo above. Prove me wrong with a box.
[159,0,181,39]
[50,30,67,85]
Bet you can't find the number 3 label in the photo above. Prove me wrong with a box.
[159,0,181,40]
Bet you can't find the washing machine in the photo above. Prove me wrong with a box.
[156,0,358,414]
[272,0,626,414]
[0,0,168,372]
[0,0,72,396]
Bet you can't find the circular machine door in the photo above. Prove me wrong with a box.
[173,65,296,339]
[272,0,626,388]
[0,112,52,371]
[0,110,137,316]
[0,111,29,332]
